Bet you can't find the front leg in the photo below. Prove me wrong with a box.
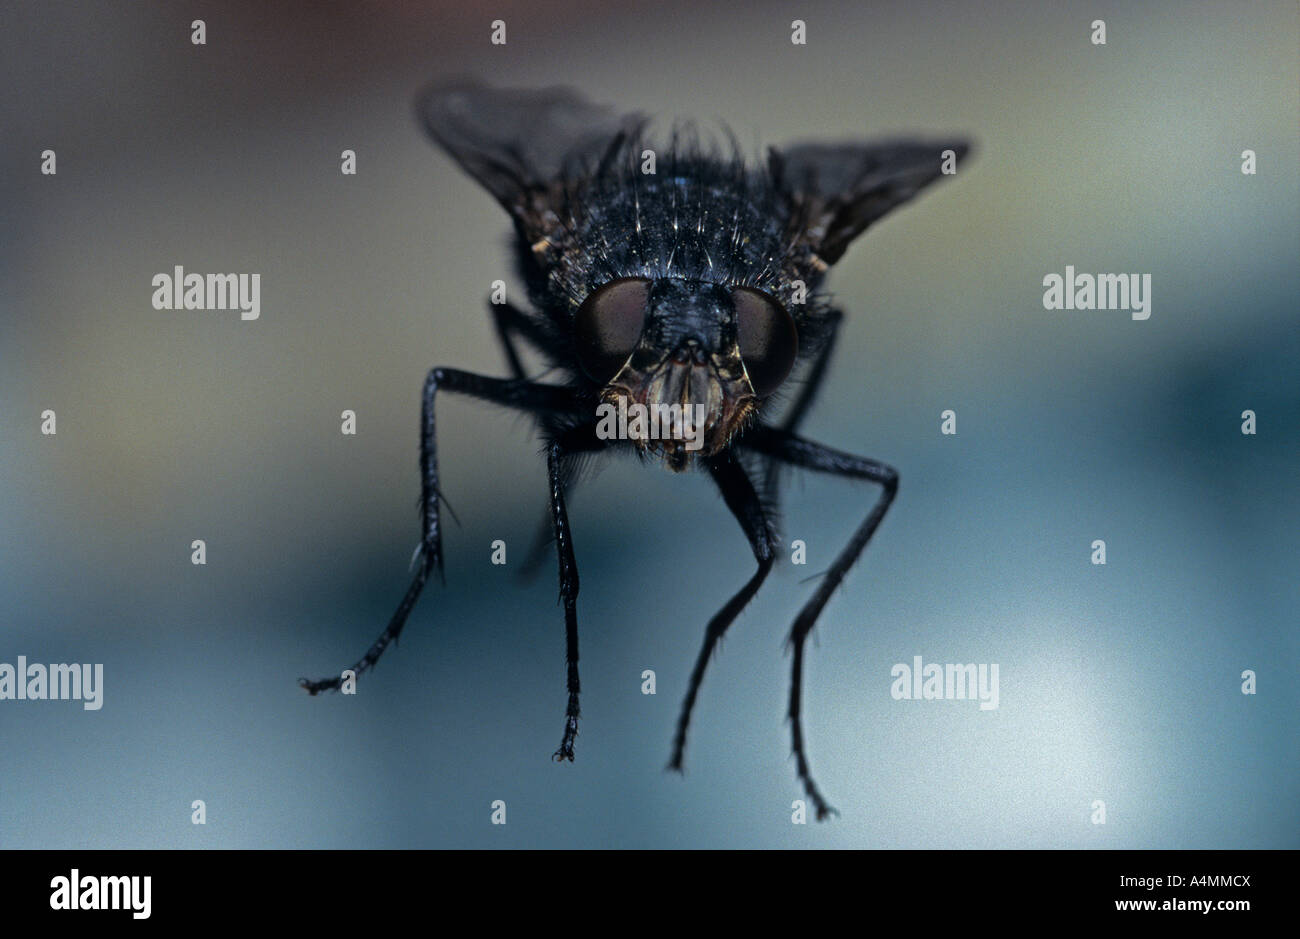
[743,424,898,820]
[668,449,777,772]
[299,368,578,695]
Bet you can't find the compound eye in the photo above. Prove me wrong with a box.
[574,278,650,383]
[733,287,798,395]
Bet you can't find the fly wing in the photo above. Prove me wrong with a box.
[770,139,972,266]
[418,79,648,241]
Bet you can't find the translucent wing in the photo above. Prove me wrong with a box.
[770,139,972,265]
[417,79,648,239]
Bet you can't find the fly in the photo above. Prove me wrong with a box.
[300,79,972,820]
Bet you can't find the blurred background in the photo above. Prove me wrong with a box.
[0,0,1295,848]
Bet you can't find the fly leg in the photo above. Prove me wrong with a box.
[762,308,842,500]
[489,300,554,381]
[545,423,606,761]
[668,449,777,771]
[742,424,898,820]
[489,301,567,582]
[299,369,578,694]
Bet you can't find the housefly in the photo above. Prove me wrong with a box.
[301,79,971,820]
